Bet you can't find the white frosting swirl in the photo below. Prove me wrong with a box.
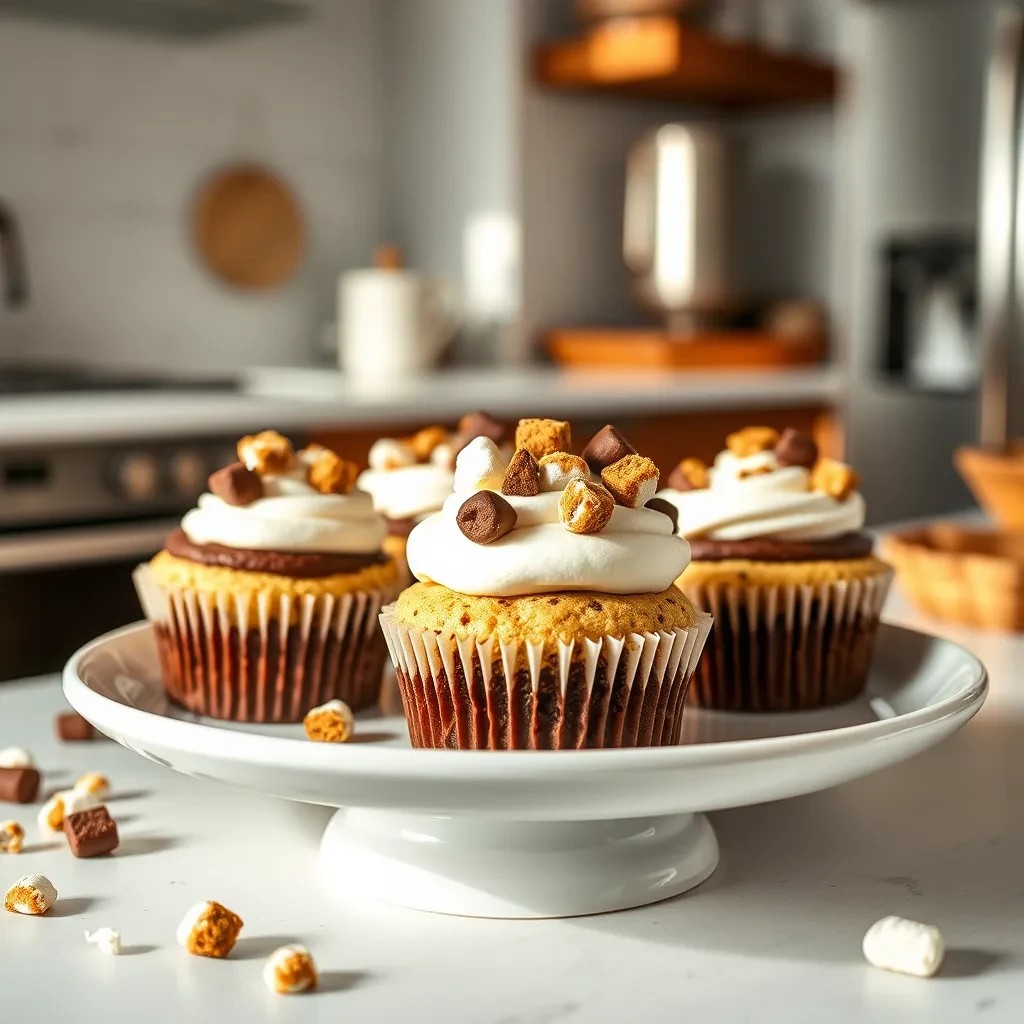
[658,449,865,541]
[356,464,455,521]
[181,469,386,555]
[407,491,690,596]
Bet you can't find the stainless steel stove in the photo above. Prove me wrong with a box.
[0,367,249,680]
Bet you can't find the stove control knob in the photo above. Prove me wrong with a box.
[110,453,160,502]
[168,451,207,497]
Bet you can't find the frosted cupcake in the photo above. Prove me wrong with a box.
[134,431,399,722]
[357,412,509,582]
[380,419,711,749]
[657,426,893,711]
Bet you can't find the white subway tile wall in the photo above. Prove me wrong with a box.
[0,2,385,371]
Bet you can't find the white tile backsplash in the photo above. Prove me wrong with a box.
[0,1,384,372]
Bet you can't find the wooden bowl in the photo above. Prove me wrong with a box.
[883,524,1024,631]
[955,444,1024,529]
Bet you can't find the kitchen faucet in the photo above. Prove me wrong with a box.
[0,198,28,308]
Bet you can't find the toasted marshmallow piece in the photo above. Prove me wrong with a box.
[263,944,318,994]
[4,874,57,915]
[454,437,507,494]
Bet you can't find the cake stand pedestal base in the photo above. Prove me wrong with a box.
[318,809,719,919]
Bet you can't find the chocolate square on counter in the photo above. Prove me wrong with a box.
[64,806,119,858]
[56,712,95,742]
[0,767,40,804]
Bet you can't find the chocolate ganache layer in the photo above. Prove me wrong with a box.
[166,528,389,578]
[687,531,875,563]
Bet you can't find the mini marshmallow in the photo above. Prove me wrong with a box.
[177,900,244,959]
[263,944,319,994]
[559,480,615,535]
[368,438,416,472]
[84,928,122,955]
[538,452,589,492]
[863,916,945,978]
[0,821,24,854]
[38,789,99,834]
[4,874,57,915]
[454,437,507,494]
[430,440,457,471]
[237,430,294,475]
[0,747,34,769]
[74,772,110,801]
[304,700,355,743]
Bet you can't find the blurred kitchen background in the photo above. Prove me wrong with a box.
[0,0,1018,676]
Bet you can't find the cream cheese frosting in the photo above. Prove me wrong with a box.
[356,464,455,521]
[181,465,386,555]
[407,469,690,597]
[658,449,866,542]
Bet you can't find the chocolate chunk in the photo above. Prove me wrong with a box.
[645,497,679,533]
[667,457,709,491]
[456,411,506,450]
[64,805,119,858]
[456,491,518,544]
[774,428,819,469]
[581,425,636,473]
[209,462,263,506]
[56,712,95,742]
[0,767,39,804]
[501,448,540,497]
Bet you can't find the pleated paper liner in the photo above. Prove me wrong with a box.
[683,568,893,712]
[134,564,395,723]
[379,604,712,750]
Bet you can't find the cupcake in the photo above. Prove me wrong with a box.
[134,431,399,722]
[657,426,893,712]
[379,419,711,750]
[357,412,509,582]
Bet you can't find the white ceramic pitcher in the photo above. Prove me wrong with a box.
[338,246,456,380]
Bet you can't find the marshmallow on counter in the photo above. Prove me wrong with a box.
[454,437,507,494]
[84,927,122,955]
[177,900,244,959]
[4,874,57,915]
[74,771,110,801]
[263,944,319,994]
[0,821,24,854]
[863,915,945,978]
[38,788,100,834]
[0,747,34,769]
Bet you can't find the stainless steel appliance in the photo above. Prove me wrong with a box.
[0,378,249,680]
[623,123,733,331]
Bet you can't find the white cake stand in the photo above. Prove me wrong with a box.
[64,621,986,919]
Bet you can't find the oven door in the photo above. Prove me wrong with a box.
[0,519,175,681]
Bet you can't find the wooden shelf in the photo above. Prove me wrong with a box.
[544,327,826,371]
[533,17,839,108]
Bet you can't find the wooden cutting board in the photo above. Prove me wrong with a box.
[191,164,305,290]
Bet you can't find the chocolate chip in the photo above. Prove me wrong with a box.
[501,448,540,497]
[64,806,119,858]
[456,491,518,544]
[456,411,506,451]
[645,497,679,532]
[55,712,95,742]
[209,462,263,506]
[774,428,819,469]
[0,767,40,803]
[581,425,636,473]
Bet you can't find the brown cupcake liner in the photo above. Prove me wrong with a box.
[379,605,712,749]
[683,568,893,712]
[134,565,395,723]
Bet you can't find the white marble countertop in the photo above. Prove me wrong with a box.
[0,580,1019,1022]
[0,365,843,444]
